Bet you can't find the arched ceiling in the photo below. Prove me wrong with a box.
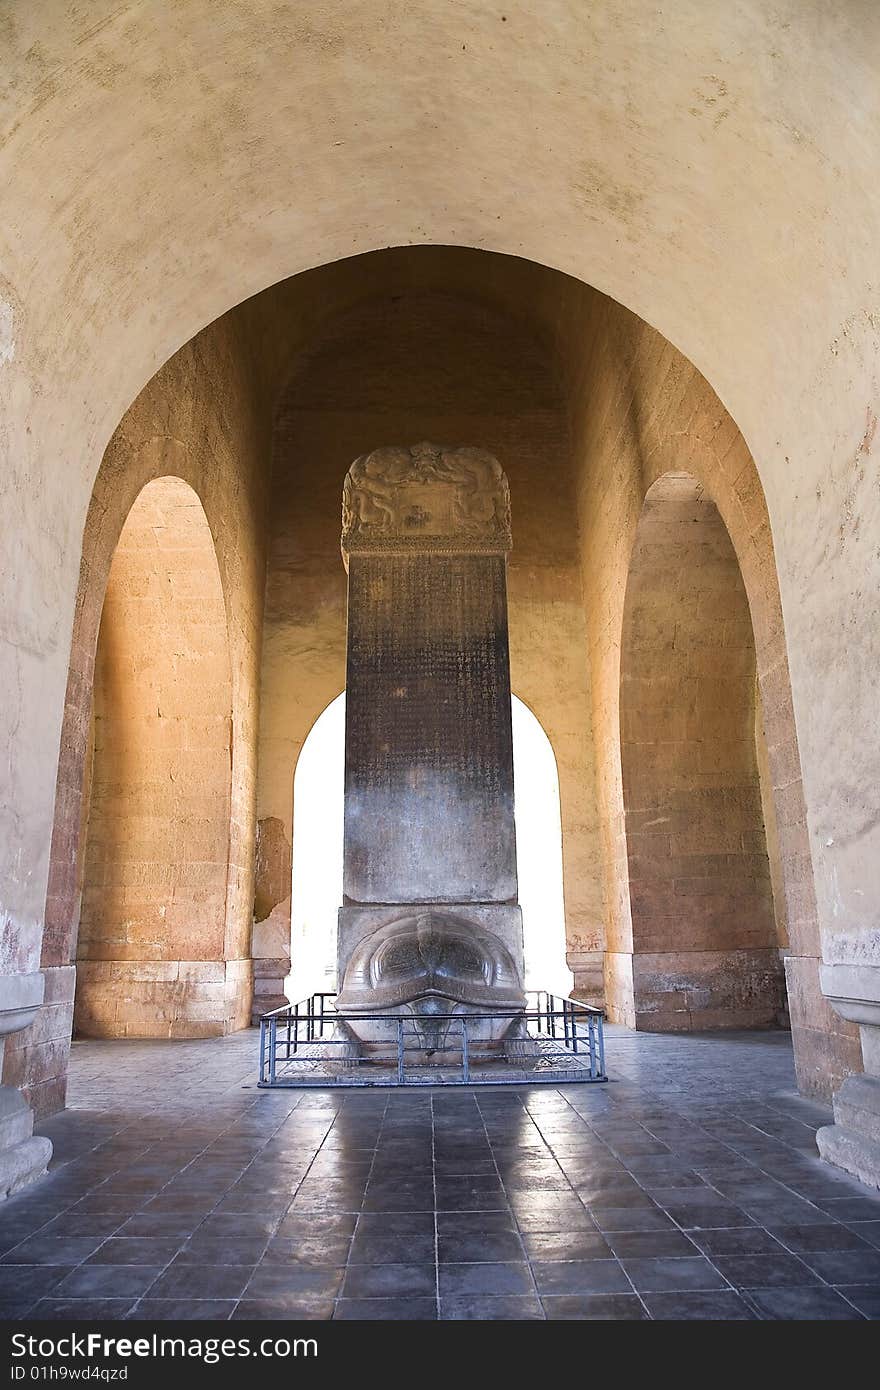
[2,1,877,479]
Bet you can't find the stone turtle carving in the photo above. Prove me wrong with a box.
[335,910,526,1053]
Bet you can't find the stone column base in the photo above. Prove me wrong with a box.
[0,970,54,1199]
[0,1086,52,1199]
[818,962,880,1190]
[817,1074,880,1190]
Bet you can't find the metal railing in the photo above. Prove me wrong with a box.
[258,990,606,1087]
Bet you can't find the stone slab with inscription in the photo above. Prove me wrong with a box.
[336,443,526,1049]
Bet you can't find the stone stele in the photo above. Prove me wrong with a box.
[336,442,526,1053]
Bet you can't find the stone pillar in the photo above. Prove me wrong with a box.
[0,974,53,1198]
[817,961,880,1189]
[335,443,525,1048]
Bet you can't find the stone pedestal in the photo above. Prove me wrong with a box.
[336,443,525,1046]
[0,973,53,1199]
[817,963,880,1189]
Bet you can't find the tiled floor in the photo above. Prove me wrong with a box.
[1,1026,879,1320]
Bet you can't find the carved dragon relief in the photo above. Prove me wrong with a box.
[341,442,512,559]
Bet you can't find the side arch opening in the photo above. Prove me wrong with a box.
[619,471,787,1031]
[74,476,237,1039]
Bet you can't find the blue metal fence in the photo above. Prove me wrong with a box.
[258,990,606,1087]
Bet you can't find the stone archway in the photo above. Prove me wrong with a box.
[566,307,864,1096]
[74,476,235,1040]
[619,471,785,1032]
[1,243,863,1125]
[6,312,269,1116]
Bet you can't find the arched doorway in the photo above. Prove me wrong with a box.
[286,692,572,1001]
[74,477,236,1038]
[618,472,786,1030]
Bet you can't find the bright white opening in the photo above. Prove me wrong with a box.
[285,692,572,1001]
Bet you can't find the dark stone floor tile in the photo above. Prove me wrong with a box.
[0,1265,72,1304]
[195,1212,282,1240]
[277,1212,359,1238]
[55,1264,163,1298]
[798,1248,880,1284]
[70,1194,144,1215]
[245,1264,345,1298]
[639,1173,709,1193]
[215,1192,292,1215]
[437,1230,524,1263]
[438,1261,533,1297]
[521,1231,612,1261]
[436,1211,517,1238]
[264,1234,352,1265]
[0,1267,72,1295]
[434,1158,497,1176]
[542,1293,648,1320]
[745,1287,866,1320]
[644,1291,756,1320]
[361,1189,434,1213]
[341,1262,436,1298]
[129,1300,236,1320]
[440,1294,544,1320]
[503,1174,573,1193]
[138,1195,218,1217]
[606,1230,699,1259]
[147,1261,254,1300]
[30,1297,136,1320]
[836,1286,880,1319]
[0,1297,40,1318]
[585,1190,658,1211]
[591,1207,675,1233]
[848,1221,880,1249]
[621,1257,728,1292]
[712,1253,819,1288]
[296,1182,368,1205]
[40,1213,125,1239]
[175,1237,268,1264]
[87,1238,181,1266]
[435,1183,507,1212]
[572,1177,644,1201]
[334,1297,437,1320]
[231,1297,333,1319]
[689,1228,785,1256]
[814,1197,880,1222]
[2,1234,105,1265]
[513,1202,594,1232]
[768,1223,871,1253]
[531,1259,630,1295]
[708,1179,791,1201]
[663,1203,755,1230]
